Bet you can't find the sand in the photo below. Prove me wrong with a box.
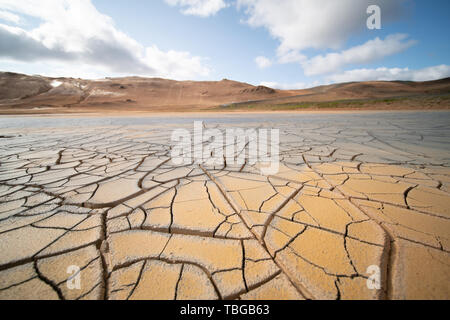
[0,112,449,300]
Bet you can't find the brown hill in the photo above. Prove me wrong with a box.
[0,72,449,114]
[0,73,291,114]
[239,78,450,106]
[0,72,53,100]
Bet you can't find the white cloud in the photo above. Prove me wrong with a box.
[145,45,210,79]
[326,65,450,83]
[302,34,417,76]
[255,56,272,69]
[259,81,320,90]
[237,0,405,62]
[0,0,210,79]
[0,9,19,23]
[165,0,228,17]
[277,50,306,64]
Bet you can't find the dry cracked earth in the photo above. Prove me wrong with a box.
[0,112,449,300]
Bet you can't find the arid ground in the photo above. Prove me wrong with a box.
[0,111,449,300]
[1,72,449,114]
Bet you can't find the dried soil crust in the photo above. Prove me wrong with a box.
[0,118,449,300]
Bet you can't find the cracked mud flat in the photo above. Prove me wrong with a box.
[0,111,449,300]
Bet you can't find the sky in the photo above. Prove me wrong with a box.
[0,0,449,89]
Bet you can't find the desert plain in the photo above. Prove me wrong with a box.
[0,110,449,300]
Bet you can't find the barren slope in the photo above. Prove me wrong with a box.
[0,73,289,114]
[229,78,450,107]
[0,72,449,114]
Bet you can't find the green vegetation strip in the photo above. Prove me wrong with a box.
[212,94,450,111]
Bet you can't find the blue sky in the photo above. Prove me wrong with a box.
[0,0,449,88]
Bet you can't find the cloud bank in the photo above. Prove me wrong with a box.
[235,0,442,84]
[327,65,450,83]
[259,81,321,90]
[0,0,210,79]
[165,0,228,17]
[238,0,405,58]
[302,34,417,76]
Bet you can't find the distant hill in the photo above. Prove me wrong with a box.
[0,72,449,114]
